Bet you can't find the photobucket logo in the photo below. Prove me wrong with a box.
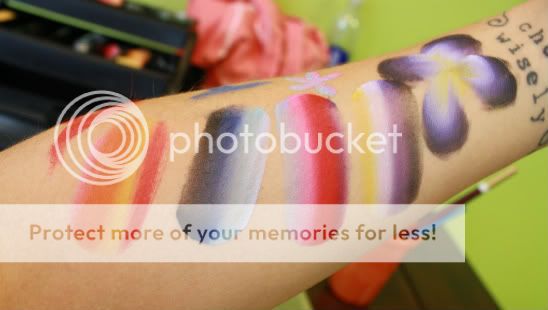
[54,91,149,186]
[170,122,402,160]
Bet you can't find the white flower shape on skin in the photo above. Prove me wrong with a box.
[287,72,341,97]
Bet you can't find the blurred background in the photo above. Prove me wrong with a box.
[0,0,545,309]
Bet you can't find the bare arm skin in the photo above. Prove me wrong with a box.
[0,0,547,309]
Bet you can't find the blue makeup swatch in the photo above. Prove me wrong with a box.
[191,81,270,100]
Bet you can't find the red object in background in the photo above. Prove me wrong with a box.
[329,263,399,306]
[102,43,121,60]
[97,0,124,8]
[188,0,329,87]
[330,238,421,306]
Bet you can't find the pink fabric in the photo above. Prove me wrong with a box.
[188,0,329,87]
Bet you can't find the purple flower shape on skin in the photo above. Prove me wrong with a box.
[378,34,517,155]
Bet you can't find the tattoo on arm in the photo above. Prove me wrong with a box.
[487,11,548,147]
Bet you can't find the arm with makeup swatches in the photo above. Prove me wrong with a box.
[0,0,547,309]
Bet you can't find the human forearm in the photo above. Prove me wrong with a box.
[2,1,547,206]
[0,0,547,309]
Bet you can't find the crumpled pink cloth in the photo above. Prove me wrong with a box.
[188,0,329,87]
